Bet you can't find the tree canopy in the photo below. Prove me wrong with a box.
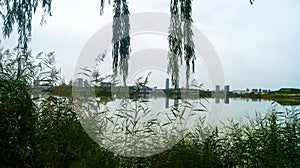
[168,0,195,87]
[0,0,52,49]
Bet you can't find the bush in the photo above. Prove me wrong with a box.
[0,48,39,167]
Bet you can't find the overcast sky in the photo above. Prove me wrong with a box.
[1,0,300,90]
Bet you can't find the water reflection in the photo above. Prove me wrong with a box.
[165,98,169,108]
[73,92,207,157]
[161,96,300,126]
[72,82,300,157]
[225,97,229,104]
[214,97,230,104]
[165,98,180,108]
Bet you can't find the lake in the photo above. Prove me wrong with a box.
[98,96,300,126]
[73,93,300,157]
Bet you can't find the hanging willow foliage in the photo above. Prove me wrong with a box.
[0,0,52,50]
[101,0,255,87]
[100,0,111,15]
[168,0,182,87]
[168,0,195,88]
[181,0,195,85]
[118,0,130,85]
[101,0,131,86]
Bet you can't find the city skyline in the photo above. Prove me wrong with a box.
[71,77,281,92]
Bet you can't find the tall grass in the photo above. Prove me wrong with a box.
[0,48,39,166]
[0,48,299,167]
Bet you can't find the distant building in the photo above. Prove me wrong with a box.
[246,88,250,93]
[174,80,179,89]
[84,80,90,87]
[140,86,152,93]
[215,85,221,92]
[224,85,230,94]
[100,82,111,87]
[251,89,258,93]
[262,89,270,94]
[165,78,170,90]
[233,90,247,94]
[76,78,84,87]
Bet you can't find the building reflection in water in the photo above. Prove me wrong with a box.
[215,98,220,104]
[164,98,180,108]
[174,98,179,108]
[215,97,230,104]
[165,98,169,108]
[224,97,229,104]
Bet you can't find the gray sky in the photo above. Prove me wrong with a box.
[1,0,300,90]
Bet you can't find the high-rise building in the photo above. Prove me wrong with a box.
[165,78,170,90]
[174,80,179,89]
[215,85,220,92]
[84,79,90,87]
[252,89,258,93]
[224,85,230,94]
[76,78,84,87]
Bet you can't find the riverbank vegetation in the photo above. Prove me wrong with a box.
[1,49,299,167]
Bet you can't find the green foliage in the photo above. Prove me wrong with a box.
[168,0,195,88]
[215,106,300,167]
[101,0,131,85]
[168,0,182,87]
[0,49,110,167]
[0,0,52,49]
[100,0,112,15]
[112,0,131,85]
[0,48,39,167]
